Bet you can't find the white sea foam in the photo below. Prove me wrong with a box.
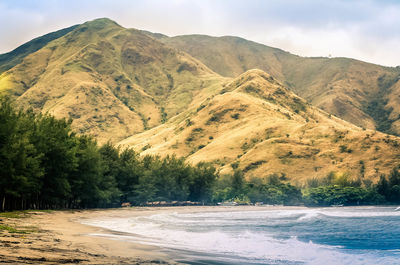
[81,208,400,265]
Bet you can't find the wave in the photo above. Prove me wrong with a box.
[81,208,400,264]
[255,207,400,221]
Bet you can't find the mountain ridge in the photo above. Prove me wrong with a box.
[0,24,79,74]
[119,69,400,183]
[1,18,400,183]
[162,34,400,135]
[0,18,225,143]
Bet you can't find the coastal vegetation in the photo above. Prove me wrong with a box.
[0,96,218,210]
[1,96,400,211]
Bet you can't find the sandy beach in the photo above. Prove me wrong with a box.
[0,206,289,264]
[1,206,398,264]
[0,207,185,264]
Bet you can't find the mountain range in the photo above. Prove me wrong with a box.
[1,18,399,183]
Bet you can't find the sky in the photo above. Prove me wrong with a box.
[0,0,399,67]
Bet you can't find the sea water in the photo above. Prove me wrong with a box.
[81,207,400,264]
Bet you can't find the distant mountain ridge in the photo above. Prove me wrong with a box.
[0,18,224,143]
[161,34,400,135]
[4,20,398,135]
[1,18,400,182]
[0,24,79,74]
[120,69,400,183]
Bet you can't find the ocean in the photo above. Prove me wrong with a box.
[81,206,400,264]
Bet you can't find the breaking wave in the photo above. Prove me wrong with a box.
[81,207,400,264]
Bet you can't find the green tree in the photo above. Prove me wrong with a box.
[116,148,142,202]
[69,136,102,208]
[31,114,77,208]
[231,169,244,198]
[376,174,390,199]
[134,170,157,203]
[0,98,43,210]
[150,155,190,201]
[188,162,217,202]
[98,142,121,207]
[388,167,400,202]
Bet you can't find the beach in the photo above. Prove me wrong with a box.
[0,207,186,264]
[1,206,399,264]
[0,206,274,264]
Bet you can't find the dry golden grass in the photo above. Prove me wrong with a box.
[120,70,400,184]
[163,35,400,134]
[0,18,224,144]
[2,18,400,183]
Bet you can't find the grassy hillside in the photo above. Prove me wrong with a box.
[120,69,400,184]
[162,35,400,135]
[1,18,400,184]
[0,18,224,143]
[0,25,78,74]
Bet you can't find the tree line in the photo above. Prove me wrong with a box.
[212,169,400,206]
[1,96,400,211]
[0,97,217,211]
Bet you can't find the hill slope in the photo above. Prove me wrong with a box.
[0,24,78,74]
[162,35,400,135]
[120,69,400,184]
[2,20,400,140]
[1,18,400,183]
[0,18,224,143]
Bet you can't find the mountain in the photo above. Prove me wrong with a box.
[162,34,400,135]
[0,24,78,74]
[0,18,224,143]
[1,18,400,183]
[120,69,400,183]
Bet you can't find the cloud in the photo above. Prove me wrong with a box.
[0,0,399,66]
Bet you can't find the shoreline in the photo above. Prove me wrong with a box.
[0,205,395,264]
[0,205,302,264]
[0,207,178,264]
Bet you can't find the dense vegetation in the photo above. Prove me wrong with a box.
[302,172,384,206]
[301,169,400,206]
[1,96,400,211]
[212,169,400,206]
[0,97,217,211]
[212,171,302,205]
[376,167,400,203]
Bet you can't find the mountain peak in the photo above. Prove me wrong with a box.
[225,69,308,115]
[233,69,277,85]
[80,18,122,31]
[228,69,285,95]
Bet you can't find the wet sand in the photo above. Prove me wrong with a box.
[0,208,177,264]
[0,206,300,264]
